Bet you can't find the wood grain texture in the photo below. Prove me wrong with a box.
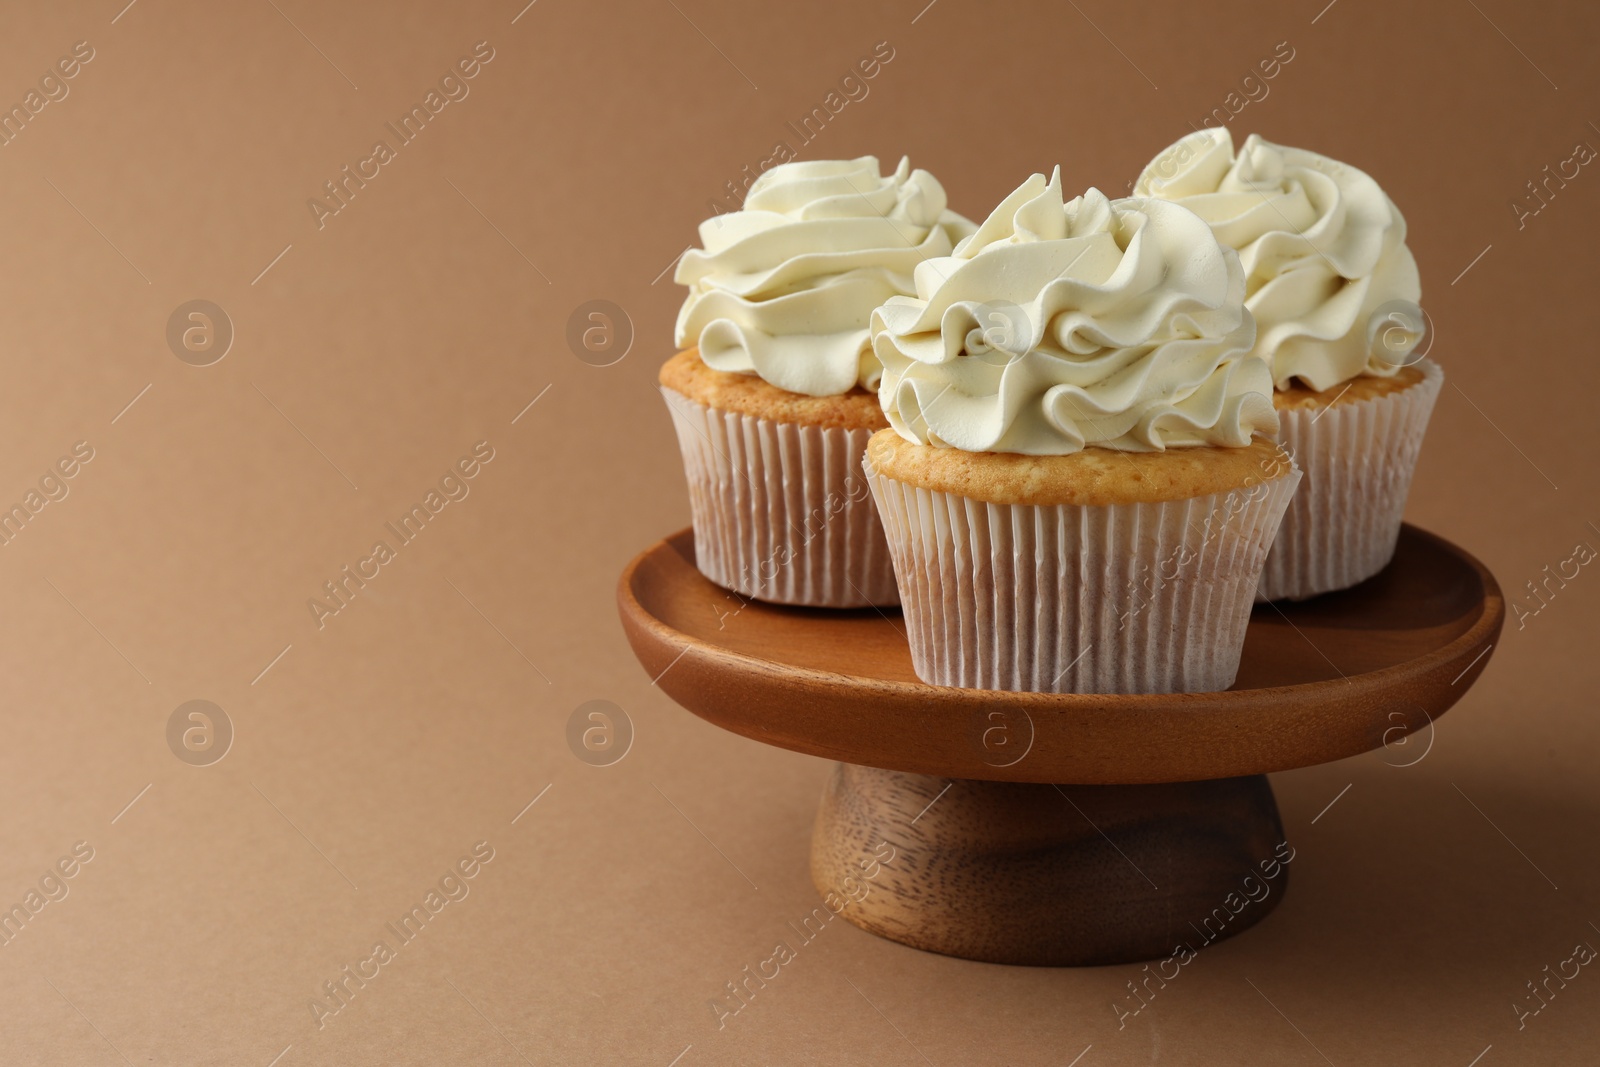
[811,765,1288,966]
[620,522,1502,966]
[617,524,1503,785]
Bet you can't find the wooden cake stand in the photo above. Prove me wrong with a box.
[617,524,1503,966]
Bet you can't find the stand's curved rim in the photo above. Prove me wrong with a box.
[617,524,1504,784]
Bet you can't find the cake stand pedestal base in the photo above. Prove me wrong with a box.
[810,764,1288,966]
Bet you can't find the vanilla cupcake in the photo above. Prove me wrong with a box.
[1135,128,1442,601]
[866,170,1299,694]
[663,156,973,607]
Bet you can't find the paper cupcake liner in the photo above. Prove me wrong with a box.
[661,387,899,608]
[1258,360,1443,602]
[865,454,1301,694]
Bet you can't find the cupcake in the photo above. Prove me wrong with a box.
[663,156,973,607]
[866,170,1299,694]
[1134,128,1443,601]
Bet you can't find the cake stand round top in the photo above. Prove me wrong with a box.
[617,524,1503,785]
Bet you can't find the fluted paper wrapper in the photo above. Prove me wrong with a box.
[865,455,1300,694]
[1258,360,1443,602]
[661,387,898,607]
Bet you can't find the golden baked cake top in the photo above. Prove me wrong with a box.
[866,429,1293,507]
[660,349,887,431]
[1275,364,1426,411]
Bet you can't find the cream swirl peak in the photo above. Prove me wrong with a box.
[1134,128,1422,391]
[871,168,1276,455]
[674,156,974,397]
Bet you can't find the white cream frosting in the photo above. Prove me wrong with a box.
[674,156,974,397]
[1134,128,1422,391]
[870,168,1276,455]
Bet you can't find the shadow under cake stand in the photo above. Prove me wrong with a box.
[617,524,1503,966]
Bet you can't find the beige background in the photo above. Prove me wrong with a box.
[0,0,1596,1063]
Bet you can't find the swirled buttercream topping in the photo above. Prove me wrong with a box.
[871,168,1276,455]
[1134,128,1422,391]
[674,156,974,397]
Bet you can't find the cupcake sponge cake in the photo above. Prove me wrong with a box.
[865,169,1298,694]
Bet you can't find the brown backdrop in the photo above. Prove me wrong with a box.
[0,0,1596,1063]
